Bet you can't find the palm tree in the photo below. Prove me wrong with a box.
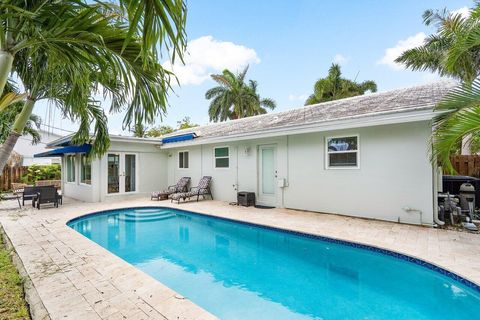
[396,5,480,170]
[395,8,480,84]
[0,1,187,171]
[241,80,277,118]
[0,1,187,97]
[130,121,149,138]
[206,66,276,122]
[305,64,377,105]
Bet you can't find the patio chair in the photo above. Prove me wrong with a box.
[22,186,41,206]
[35,186,59,209]
[151,177,190,201]
[170,176,213,203]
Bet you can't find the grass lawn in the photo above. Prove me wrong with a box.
[0,236,30,319]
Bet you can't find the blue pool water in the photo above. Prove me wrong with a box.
[68,207,480,320]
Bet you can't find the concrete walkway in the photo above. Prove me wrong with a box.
[1,196,480,319]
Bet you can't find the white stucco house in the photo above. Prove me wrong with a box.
[36,81,455,226]
[14,129,62,166]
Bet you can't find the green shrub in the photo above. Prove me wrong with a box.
[21,164,61,184]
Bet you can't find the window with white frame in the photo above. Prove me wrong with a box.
[178,151,189,169]
[214,147,229,168]
[326,136,359,168]
[80,154,91,184]
[66,154,76,182]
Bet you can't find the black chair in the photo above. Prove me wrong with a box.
[22,186,41,206]
[35,186,59,209]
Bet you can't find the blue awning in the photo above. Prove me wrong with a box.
[34,144,92,158]
[161,133,196,144]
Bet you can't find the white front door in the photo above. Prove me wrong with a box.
[258,145,277,207]
[107,153,137,194]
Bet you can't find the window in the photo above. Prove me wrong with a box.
[326,136,359,168]
[66,155,76,182]
[80,154,91,185]
[178,151,189,169]
[214,147,229,168]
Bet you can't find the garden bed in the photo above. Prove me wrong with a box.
[0,236,30,319]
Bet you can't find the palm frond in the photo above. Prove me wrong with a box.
[116,0,187,64]
[432,106,480,173]
[260,98,276,110]
[431,80,480,172]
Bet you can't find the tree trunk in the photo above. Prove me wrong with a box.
[0,131,21,173]
[0,99,35,173]
[0,51,14,97]
[461,134,472,155]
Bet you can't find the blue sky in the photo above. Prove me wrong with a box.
[37,0,470,136]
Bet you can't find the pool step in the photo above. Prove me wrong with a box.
[127,210,173,218]
[118,213,176,223]
[133,208,168,214]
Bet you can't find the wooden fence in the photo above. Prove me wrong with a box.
[1,166,28,191]
[449,155,480,177]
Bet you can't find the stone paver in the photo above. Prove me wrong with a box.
[1,196,480,319]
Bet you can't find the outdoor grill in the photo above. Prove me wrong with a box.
[237,192,255,207]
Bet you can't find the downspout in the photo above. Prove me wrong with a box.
[431,121,444,226]
[235,145,239,193]
[433,164,444,226]
[283,136,290,208]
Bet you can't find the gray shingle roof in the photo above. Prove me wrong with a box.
[163,81,456,143]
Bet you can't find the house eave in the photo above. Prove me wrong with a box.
[47,134,161,148]
[160,108,439,149]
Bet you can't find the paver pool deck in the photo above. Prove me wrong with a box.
[1,196,480,319]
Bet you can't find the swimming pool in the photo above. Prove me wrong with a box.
[68,207,480,319]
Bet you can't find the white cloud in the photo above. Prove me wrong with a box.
[288,93,309,102]
[451,6,470,17]
[377,32,426,70]
[420,72,443,84]
[163,36,260,86]
[333,54,348,65]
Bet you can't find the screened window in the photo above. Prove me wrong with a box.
[178,151,189,169]
[80,154,91,185]
[214,147,229,168]
[66,155,76,182]
[326,136,359,168]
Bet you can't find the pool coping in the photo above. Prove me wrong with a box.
[68,205,480,293]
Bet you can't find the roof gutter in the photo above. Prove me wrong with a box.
[160,108,441,149]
